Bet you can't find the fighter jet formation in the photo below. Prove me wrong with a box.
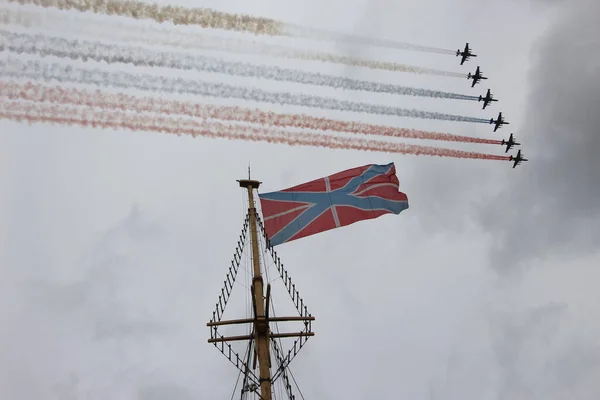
[468,66,487,87]
[457,42,527,168]
[509,150,528,168]
[490,112,509,132]
[478,89,497,109]
[501,133,520,152]
[456,43,477,65]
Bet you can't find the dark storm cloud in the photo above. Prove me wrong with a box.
[479,0,600,271]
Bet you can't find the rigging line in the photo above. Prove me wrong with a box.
[231,368,243,400]
[287,367,306,400]
[270,337,297,400]
[260,226,274,290]
[256,188,277,283]
[236,280,251,292]
[237,247,253,289]
[243,188,249,325]
[240,330,257,399]
[256,192,274,277]
[267,291,289,392]
[278,376,284,400]
[269,290,292,391]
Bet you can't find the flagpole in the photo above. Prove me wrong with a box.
[238,177,273,400]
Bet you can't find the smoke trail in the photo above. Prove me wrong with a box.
[0,8,467,78]
[0,99,510,161]
[0,58,491,123]
[0,30,477,100]
[5,0,285,35]
[5,0,455,54]
[0,80,503,145]
[282,24,456,55]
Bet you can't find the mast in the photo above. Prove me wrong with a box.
[207,174,315,400]
[240,177,272,399]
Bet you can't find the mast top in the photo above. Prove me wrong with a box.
[237,179,261,189]
[237,162,261,189]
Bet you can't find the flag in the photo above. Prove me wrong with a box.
[258,163,409,246]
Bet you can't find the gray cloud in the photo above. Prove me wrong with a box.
[18,204,170,340]
[137,384,193,400]
[478,0,600,271]
[490,302,600,400]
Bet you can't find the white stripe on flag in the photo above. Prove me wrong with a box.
[324,177,341,228]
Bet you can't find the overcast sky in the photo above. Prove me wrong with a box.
[1,0,599,399]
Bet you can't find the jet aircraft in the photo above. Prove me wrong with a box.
[490,112,509,132]
[457,42,477,65]
[478,89,498,109]
[509,149,528,168]
[501,133,520,153]
[468,66,487,87]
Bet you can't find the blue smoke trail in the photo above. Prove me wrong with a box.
[0,58,490,123]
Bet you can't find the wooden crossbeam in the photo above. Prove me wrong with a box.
[207,316,315,327]
[208,332,314,344]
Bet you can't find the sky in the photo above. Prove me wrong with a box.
[1,0,599,399]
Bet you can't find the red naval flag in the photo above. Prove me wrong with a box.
[258,163,409,246]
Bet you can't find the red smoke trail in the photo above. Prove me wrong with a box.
[0,81,503,145]
[0,100,511,161]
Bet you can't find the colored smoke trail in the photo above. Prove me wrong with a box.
[0,58,491,123]
[5,0,455,54]
[0,81,503,145]
[0,99,510,161]
[0,8,466,78]
[0,30,478,100]
[5,0,285,35]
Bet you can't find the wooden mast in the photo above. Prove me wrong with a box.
[207,172,315,400]
[239,177,272,399]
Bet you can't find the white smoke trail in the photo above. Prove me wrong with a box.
[281,24,456,55]
[5,0,456,55]
[0,99,510,161]
[0,7,466,78]
[0,30,478,100]
[0,58,490,123]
